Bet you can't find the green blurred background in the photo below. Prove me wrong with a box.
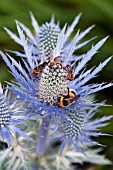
[0,0,113,169]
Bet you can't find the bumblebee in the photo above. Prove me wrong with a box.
[57,89,79,107]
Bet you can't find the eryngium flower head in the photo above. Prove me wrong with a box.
[0,83,33,147]
[4,13,95,60]
[38,19,60,57]
[49,106,113,154]
[0,135,32,170]
[0,13,113,154]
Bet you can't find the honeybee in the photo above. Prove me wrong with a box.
[32,56,62,78]
[63,65,75,81]
[49,57,75,80]
[48,56,62,69]
[32,55,75,81]
[32,57,51,78]
[57,89,79,107]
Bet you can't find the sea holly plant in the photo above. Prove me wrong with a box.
[0,83,33,146]
[0,13,113,169]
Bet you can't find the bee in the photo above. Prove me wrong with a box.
[57,89,79,107]
[32,56,62,77]
[32,57,51,78]
[49,56,75,81]
[63,65,75,81]
[49,56,62,69]
[31,55,75,81]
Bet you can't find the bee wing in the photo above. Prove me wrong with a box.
[65,94,80,102]
[72,63,76,72]
[54,56,62,63]
[65,97,75,103]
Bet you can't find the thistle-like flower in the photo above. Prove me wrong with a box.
[0,13,113,156]
[49,106,113,154]
[0,83,33,147]
[0,134,32,170]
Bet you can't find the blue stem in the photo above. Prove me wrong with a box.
[37,117,49,156]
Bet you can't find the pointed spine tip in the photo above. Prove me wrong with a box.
[76,12,82,19]
[3,26,7,30]
[15,20,19,25]
[63,23,67,29]
[104,35,109,41]
[91,24,95,28]
[29,11,33,16]
[30,11,35,20]
[50,14,55,23]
